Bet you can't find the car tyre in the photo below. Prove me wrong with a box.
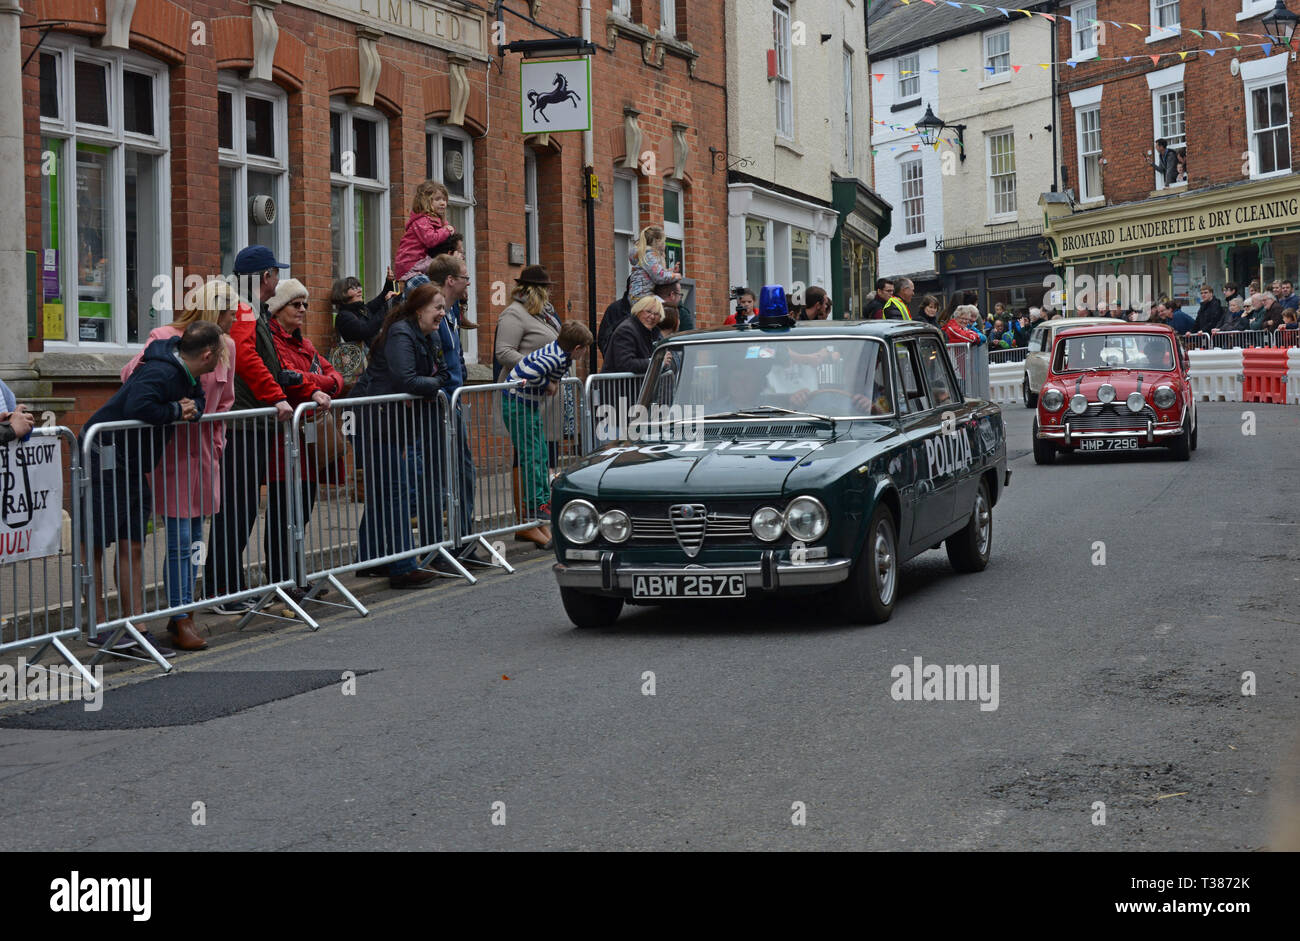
[946,479,992,574]
[1190,410,1198,451]
[1169,416,1192,461]
[560,587,624,629]
[1032,420,1055,465]
[836,503,898,625]
[1023,377,1037,408]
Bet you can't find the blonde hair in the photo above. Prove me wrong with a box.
[634,225,665,267]
[411,179,449,217]
[513,284,549,317]
[631,294,665,325]
[175,278,237,364]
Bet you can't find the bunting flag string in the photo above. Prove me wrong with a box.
[868,39,1274,82]
[887,0,1287,41]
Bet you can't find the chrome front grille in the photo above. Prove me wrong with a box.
[626,505,756,553]
[1067,403,1158,431]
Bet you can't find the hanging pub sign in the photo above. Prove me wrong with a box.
[520,57,592,134]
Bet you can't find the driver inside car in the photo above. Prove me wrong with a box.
[1144,338,1173,369]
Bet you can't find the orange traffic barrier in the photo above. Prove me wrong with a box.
[1241,348,1289,404]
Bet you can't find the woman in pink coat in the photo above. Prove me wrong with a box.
[121,280,240,650]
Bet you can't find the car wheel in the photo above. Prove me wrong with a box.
[1032,420,1055,465]
[1190,409,1198,451]
[836,503,898,625]
[1169,416,1192,461]
[560,587,624,629]
[946,479,992,574]
[1023,378,1037,408]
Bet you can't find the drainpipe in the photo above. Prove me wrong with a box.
[0,0,36,389]
[581,0,597,373]
[1050,13,1059,193]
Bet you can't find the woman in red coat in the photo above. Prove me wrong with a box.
[264,279,343,599]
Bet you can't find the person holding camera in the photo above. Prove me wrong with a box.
[1152,139,1179,186]
[724,288,757,326]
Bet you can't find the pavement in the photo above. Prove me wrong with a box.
[0,401,1296,850]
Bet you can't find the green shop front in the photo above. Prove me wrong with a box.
[830,175,891,319]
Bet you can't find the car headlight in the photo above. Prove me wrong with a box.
[1041,388,1065,412]
[751,506,784,542]
[784,496,828,542]
[1098,383,1116,404]
[1126,392,1146,413]
[1153,386,1177,409]
[558,500,599,544]
[1069,394,1089,415]
[598,509,630,543]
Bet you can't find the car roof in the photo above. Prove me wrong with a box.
[1053,322,1175,339]
[672,320,944,343]
[1043,317,1115,332]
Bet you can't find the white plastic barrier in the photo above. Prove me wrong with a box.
[1187,348,1243,402]
[1288,348,1300,405]
[987,360,1022,405]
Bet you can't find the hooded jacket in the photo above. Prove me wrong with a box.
[393,211,455,282]
[85,336,205,471]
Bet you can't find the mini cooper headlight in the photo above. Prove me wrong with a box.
[751,506,784,542]
[1098,383,1116,404]
[598,509,631,543]
[1126,392,1146,413]
[1069,394,1089,415]
[1153,385,1177,409]
[784,496,828,542]
[558,500,599,544]
[1041,388,1065,412]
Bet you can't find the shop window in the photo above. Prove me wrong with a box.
[663,182,685,275]
[1071,2,1098,60]
[427,122,476,356]
[984,29,1010,81]
[330,100,389,298]
[897,53,919,100]
[791,227,811,289]
[613,172,638,291]
[1076,106,1102,202]
[901,158,925,237]
[745,217,768,289]
[773,1,794,138]
[986,130,1017,220]
[38,41,169,346]
[218,77,289,278]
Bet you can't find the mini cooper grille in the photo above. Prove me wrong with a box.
[1067,403,1158,431]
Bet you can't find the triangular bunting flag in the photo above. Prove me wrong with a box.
[959,67,968,72]
[1039,63,1050,69]
[1128,23,1141,30]
[997,7,1009,17]
[1040,13,1056,21]
[971,3,986,11]
[1015,8,1031,16]
[1011,64,1021,72]
[1149,54,1160,64]
[1205,48,1215,56]
[1263,42,1273,56]
[1110,21,1122,29]
[1234,45,1243,51]
[985,65,996,72]
[1123,55,1132,62]
[929,68,941,73]
[1189,29,1202,38]
[947,1,963,7]
[921,0,936,5]
[911,144,920,151]
[1227,32,1239,39]
[872,149,878,156]
[1208,30,1221,40]
[1178,51,1188,59]
[1060,13,1072,21]
[874,73,885,81]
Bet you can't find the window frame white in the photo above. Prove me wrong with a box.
[218,75,290,280]
[613,0,631,15]
[843,46,855,167]
[1238,0,1274,21]
[1243,60,1291,180]
[37,38,171,349]
[900,157,925,237]
[523,149,539,266]
[773,1,794,139]
[613,170,638,292]
[985,128,1017,221]
[663,180,685,276]
[1075,105,1103,203]
[1148,0,1180,42]
[329,99,390,300]
[1146,65,1186,190]
[426,121,477,361]
[660,0,676,36]
[1071,1,1098,60]
[897,52,920,100]
[983,28,1011,83]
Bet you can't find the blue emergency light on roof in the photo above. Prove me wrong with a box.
[758,284,788,320]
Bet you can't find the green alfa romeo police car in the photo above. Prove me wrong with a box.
[551,320,1009,628]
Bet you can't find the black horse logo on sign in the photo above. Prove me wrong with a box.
[526,72,582,124]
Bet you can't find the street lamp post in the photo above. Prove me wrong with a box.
[1262,0,1300,58]
[914,104,966,162]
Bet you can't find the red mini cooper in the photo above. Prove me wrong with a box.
[1033,323,1197,463]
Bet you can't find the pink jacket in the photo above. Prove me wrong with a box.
[393,211,455,281]
[122,325,237,518]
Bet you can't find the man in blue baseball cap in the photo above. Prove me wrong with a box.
[232,245,290,316]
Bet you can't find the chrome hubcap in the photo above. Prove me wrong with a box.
[975,495,991,556]
[874,523,896,605]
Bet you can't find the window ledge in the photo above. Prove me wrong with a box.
[1237,7,1272,22]
[985,215,1018,227]
[35,349,136,381]
[775,136,805,156]
[891,97,922,113]
[605,11,655,45]
[1078,196,1106,207]
[1150,182,1188,197]
[1145,29,1181,45]
[979,73,1011,89]
[895,238,928,251]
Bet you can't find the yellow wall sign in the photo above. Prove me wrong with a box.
[43,302,65,341]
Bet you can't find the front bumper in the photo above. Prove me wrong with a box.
[1036,419,1183,445]
[553,553,852,594]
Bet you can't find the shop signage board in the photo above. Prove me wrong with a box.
[520,58,592,134]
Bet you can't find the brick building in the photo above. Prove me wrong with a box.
[11,0,728,427]
[1045,0,1300,312]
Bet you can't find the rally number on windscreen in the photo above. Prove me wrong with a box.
[632,574,746,598]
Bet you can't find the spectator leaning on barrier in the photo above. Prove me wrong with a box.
[205,246,294,615]
[84,322,224,657]
[1194,285,1225,333]
[1224,296,1248,330]
[605,295,664,375]
[502,321,594,552]
[0,379,33,445]
[1245,293,1270,331]
[1261,292,1285,331]
[352,282,449,590]
[1279,280,1298,311]
[120,279,240,651]
[264,279,343,603]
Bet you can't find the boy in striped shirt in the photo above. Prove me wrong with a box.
[502,322,593,544]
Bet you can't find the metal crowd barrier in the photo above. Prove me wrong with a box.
[988,346,1029,365]
[583,372,645,453]
[0,426,98,689]
[946,342,990,401]
[80,407,318,672]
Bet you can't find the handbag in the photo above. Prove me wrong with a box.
[328,340,368,390]
[303,408,349,483]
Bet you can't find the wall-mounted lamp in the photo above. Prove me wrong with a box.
[915,104,966,162]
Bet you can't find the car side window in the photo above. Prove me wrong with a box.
[1032,327,1046,351]
[894,341,930,412]
[915,336,957,407]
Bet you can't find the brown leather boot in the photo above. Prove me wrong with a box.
[167,615,208,651]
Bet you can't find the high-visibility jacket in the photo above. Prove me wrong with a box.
[884,296,912,320]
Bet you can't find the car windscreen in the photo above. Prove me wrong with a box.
[641,337,893,419]
[1053,334,1175,372]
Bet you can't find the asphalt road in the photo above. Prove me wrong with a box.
[0,401,1296,851]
